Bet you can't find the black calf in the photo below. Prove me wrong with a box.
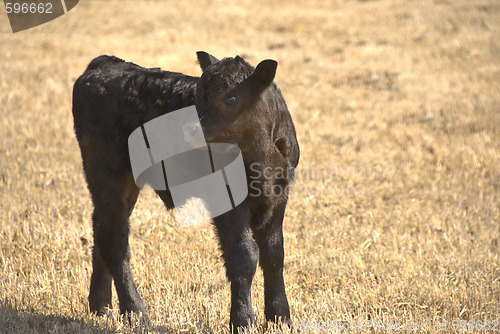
[72,51,299,331]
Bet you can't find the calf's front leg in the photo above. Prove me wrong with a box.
[213,205,259,331]
[252,199,291,327]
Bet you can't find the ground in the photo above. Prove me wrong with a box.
[0,0,499,333]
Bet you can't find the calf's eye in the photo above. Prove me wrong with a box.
[224,95,237,106]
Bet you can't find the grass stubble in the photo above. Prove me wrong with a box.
[0,0,499,333]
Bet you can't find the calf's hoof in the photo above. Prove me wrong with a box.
[264,316,292,331]
[124,310,151,329]
[230,316,256,333]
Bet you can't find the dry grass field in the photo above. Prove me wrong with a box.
[1,0,499,333]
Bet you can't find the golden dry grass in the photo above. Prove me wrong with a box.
[0,0,499,333]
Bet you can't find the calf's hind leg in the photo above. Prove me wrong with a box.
[87,172,147,320]
[88,230,113,315]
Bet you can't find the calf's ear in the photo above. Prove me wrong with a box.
[248,59,278,95]
[197,51,219,71]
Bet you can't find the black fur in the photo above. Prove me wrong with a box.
[72,51,299,331]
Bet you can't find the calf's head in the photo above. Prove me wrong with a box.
[189,51,278,143]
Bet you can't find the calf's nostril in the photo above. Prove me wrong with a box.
[183,121,205,146]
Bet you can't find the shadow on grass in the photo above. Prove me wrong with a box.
[0,303,105,334]
[0,303,178,334]
[0,301,210,333]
